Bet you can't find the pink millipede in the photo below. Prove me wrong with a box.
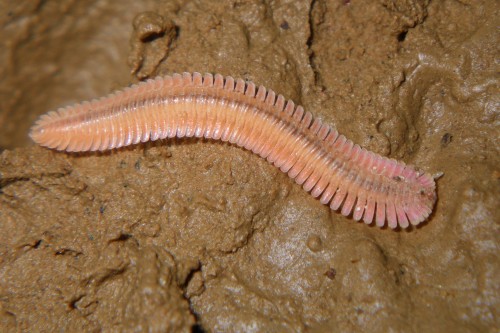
[30,72,437,229]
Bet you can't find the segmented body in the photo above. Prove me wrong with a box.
[30,72,436,229]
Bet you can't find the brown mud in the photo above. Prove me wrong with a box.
[0,1,498,332]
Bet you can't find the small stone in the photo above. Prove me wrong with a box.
[306,235,322,252]
[324,268,336,280]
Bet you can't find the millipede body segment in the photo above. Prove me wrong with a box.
[30,72,437,229]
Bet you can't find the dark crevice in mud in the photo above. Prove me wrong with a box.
[0,176,30,189]
[306,0,320,87]
[397,30,408,42]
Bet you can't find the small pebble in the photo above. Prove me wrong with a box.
[306,235,322,252]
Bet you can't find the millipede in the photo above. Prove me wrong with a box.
[30,72,437,229]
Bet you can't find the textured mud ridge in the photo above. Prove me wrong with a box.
[0,0,499,332]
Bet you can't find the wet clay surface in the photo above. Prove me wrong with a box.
[0,0,498,332]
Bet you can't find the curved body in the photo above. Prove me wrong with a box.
[30,72,436,229]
